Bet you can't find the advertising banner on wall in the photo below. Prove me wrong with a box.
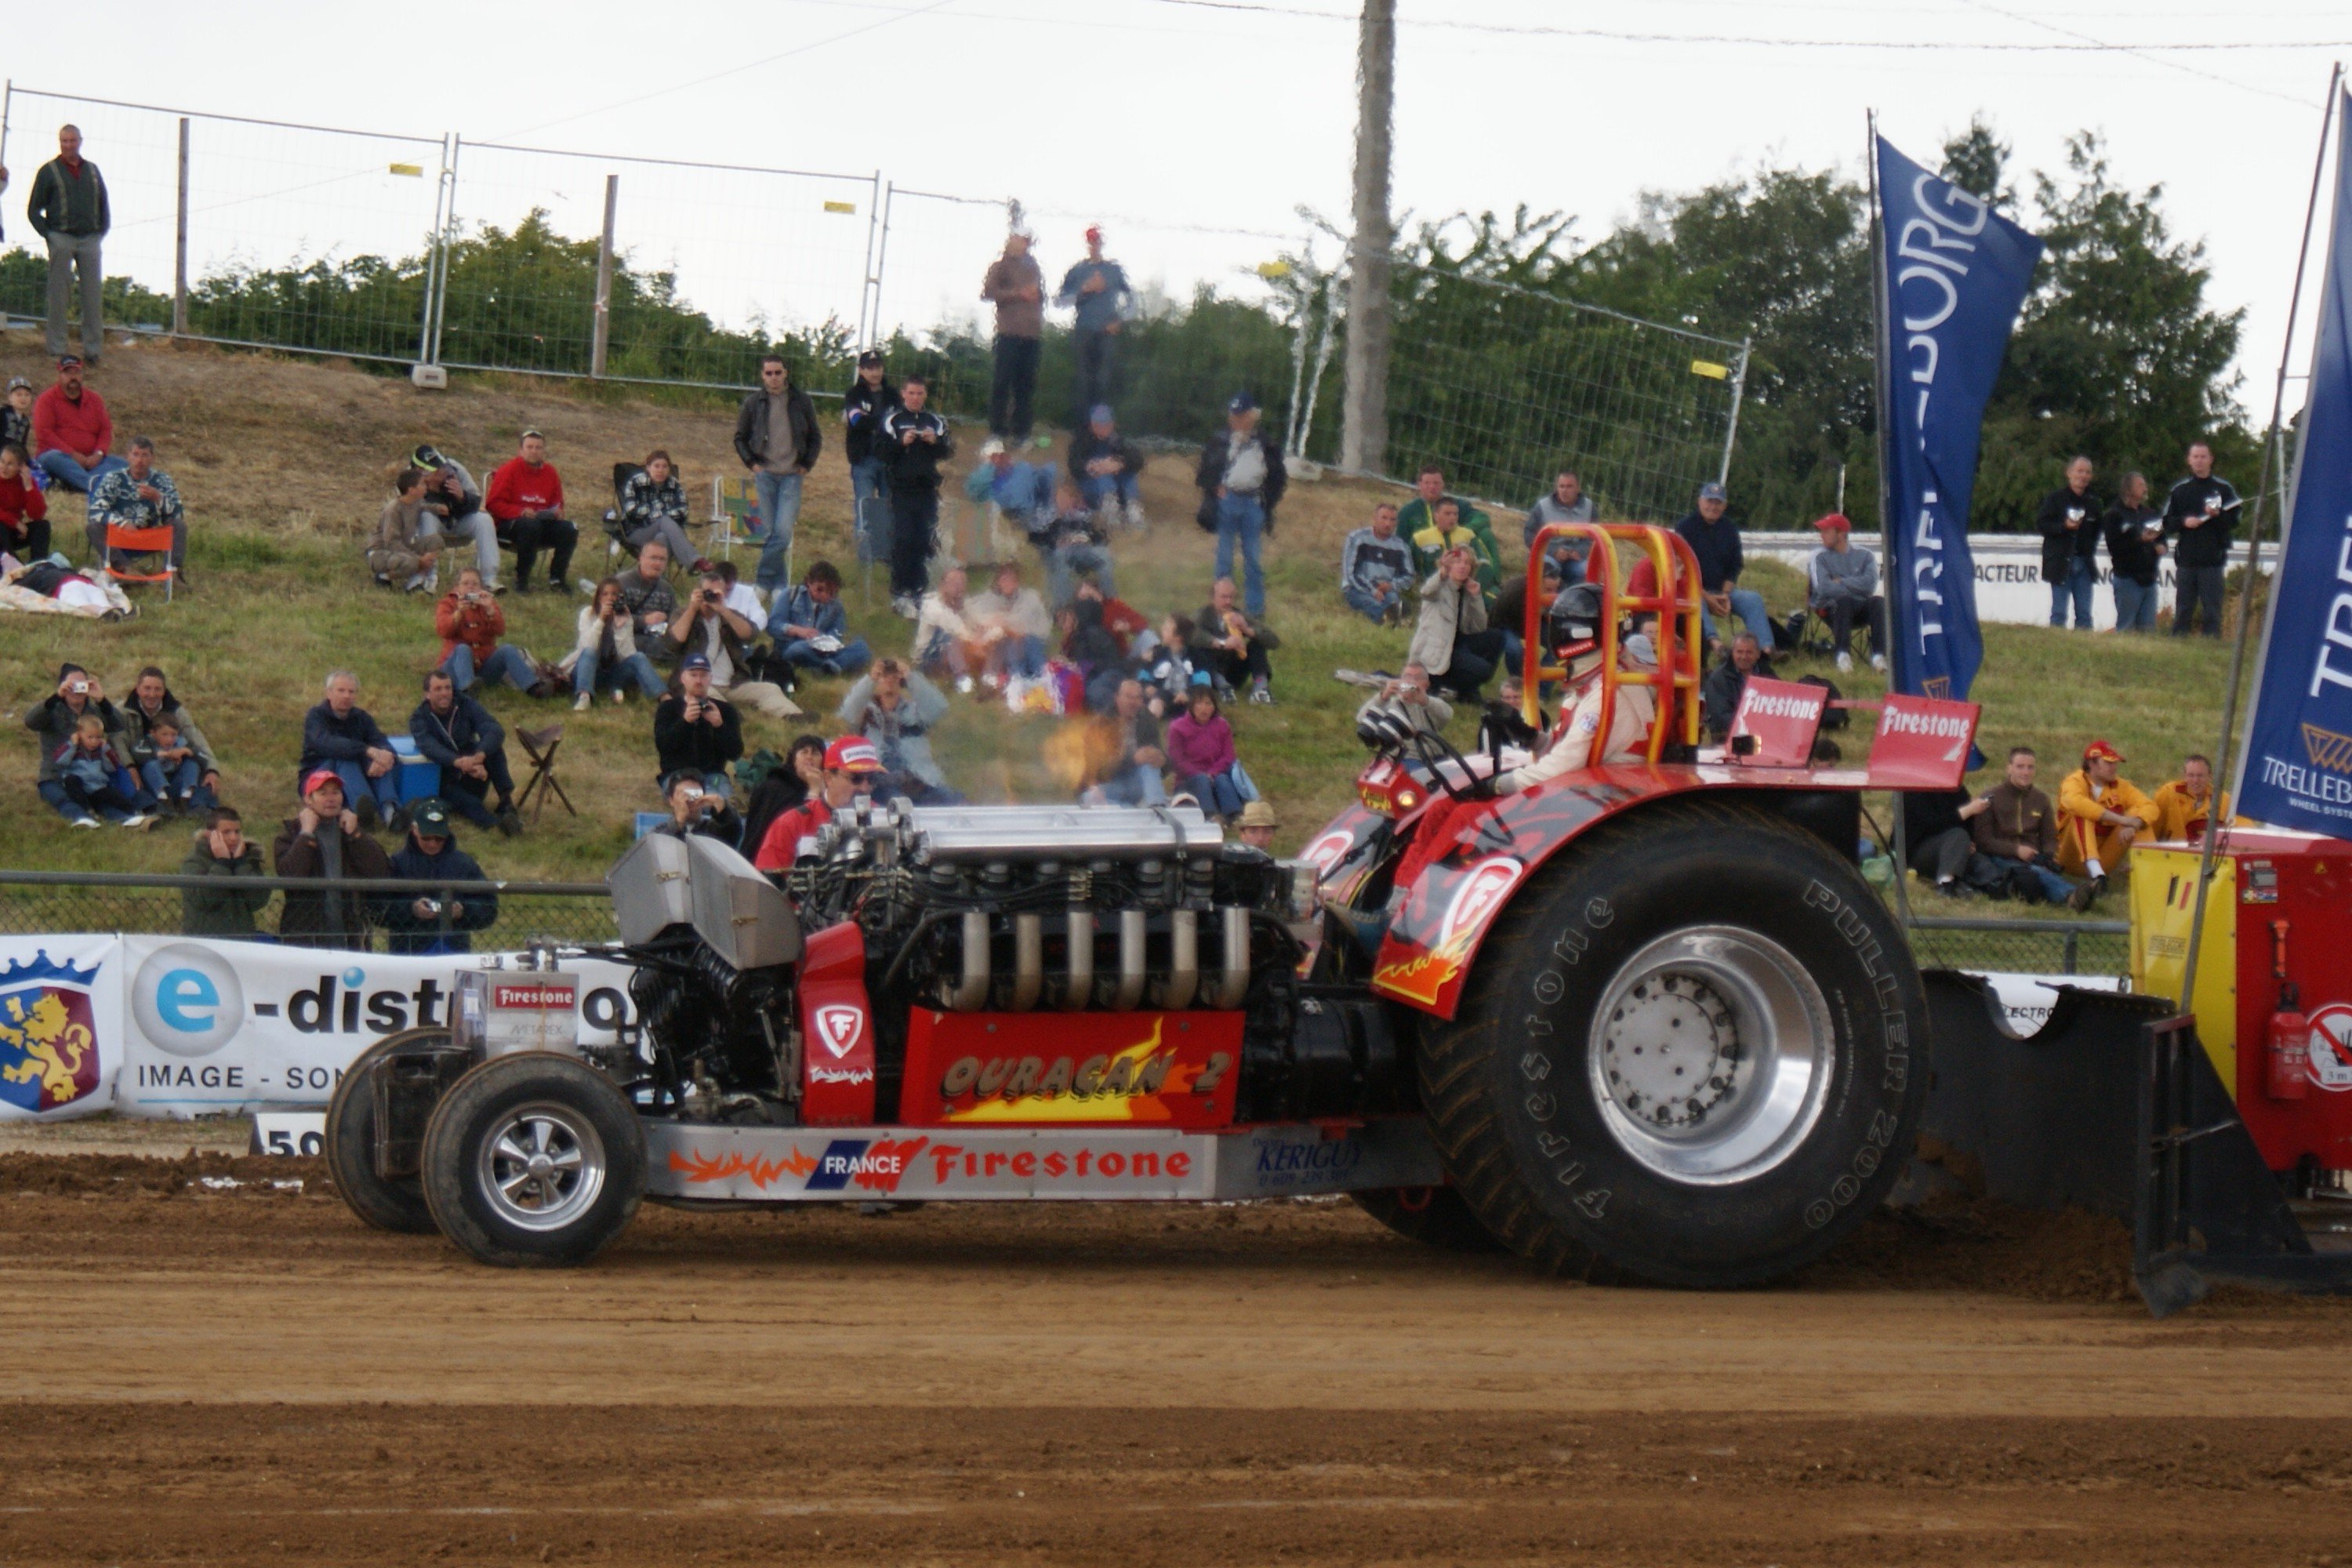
[0,935,125,1123]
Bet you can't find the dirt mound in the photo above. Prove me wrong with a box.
[0,1149,324,1196]
[1804,1196,2138,1303]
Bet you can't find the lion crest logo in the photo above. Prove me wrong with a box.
[0,952,104,1114]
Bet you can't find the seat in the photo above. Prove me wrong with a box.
[514,723,576,822]
[709,474,761,558]
[102,520,176,601]
[601,462,646,562]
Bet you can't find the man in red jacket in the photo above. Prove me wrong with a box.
[753,736,883,872]
[31,356,125,494]
[483,429,578,593]
[434,568,539,691]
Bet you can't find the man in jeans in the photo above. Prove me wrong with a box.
[1972,746,2092,909]
[1056,225,1133,421]
[842,350,899,578]
[2164,440,2239,637]
[89,437,191,585]
[410,668,522,837]
[298,670,405,833]
[411,445,502,590]
[2036,455,2100,630]
[484,430,578,593]
[31,355,124,494]
[1340,501,1414,625]
[734,355,821,593]
[27,125,109,366]
[1193,393,1287,620]
[981,230,1045,441]
[1675,481,1773,655]
[878,376,954,618]
[2103,470,2164,632]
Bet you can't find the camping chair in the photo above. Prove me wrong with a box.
[709,474,762,562]
[514,723,575,822]
[601,462,646,564]
[102,520,176,602]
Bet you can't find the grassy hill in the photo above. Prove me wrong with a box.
[0,336,2241,909]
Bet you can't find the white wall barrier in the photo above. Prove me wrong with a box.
[0,935,633,1122]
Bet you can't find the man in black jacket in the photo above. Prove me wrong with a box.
[1069,404,1146,528]
[655,653,745,797]
[843,350,900,576]
[735,355,822,594]
[410,669,521,837]
[877,377,955,618]
[2035,456,2101,630]
[297,671,405,832]
[2163,441,2239,637]
[1700,633,1775,742]
[382,798,500,955]
[1193,393,1287,621]
[2101,470,2164,633]
[27,125,109,365]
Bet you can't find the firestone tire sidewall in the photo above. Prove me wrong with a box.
[421,1052,647,1269]
[322,1029,448,1236]
[1462,811,1924,1287]
[1351,1185,1509,1254]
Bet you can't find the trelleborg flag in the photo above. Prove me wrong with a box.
[2241,92,2352,835]
[1875,136,2044,701]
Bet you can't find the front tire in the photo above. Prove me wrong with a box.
[421,1053,646,1268]
[1420,800,1926,1287]
[323,1029,449,1234]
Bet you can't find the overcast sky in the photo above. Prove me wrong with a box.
[4,1,2343,431]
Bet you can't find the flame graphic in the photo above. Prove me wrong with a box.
[1373,950,1457,1007]
[668,1146,818,1189]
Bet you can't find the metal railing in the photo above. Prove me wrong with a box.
[0,869,614,952]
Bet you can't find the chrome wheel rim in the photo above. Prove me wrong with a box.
[477,1102,606,1231]
[1586,926,1834,1185]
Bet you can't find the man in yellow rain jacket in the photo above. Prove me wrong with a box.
[2149,753,2232,844]
[2056,739,2160,889]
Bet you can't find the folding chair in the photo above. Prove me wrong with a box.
[601,462,644,565]
[103,520,176,601]
[514,723,576,822]
[709,474,762,563]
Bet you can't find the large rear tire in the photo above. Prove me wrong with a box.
[421,1053,646,1269]
[322,1029,449,1235]
[1351,1185,1508,1253]
[1420,800,1926,1287]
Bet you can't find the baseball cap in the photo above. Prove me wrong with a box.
[412,443,447,470]
[5,376,30,393]
[681,652,712,673]
[1084,223,1104,244]
[1622,633,1660,668]
[980,437,1007,459]
[1237,800,1279,830]
[519,427,545,443]
[300,768,343,798]
[1189,670,1214,689]
[1812,512,1853,533]
[824,736,884,774]
[56,354,82,370]
[1228,391,1259,413]
[1087,404,1115,426]
[857,348,885,368]
[1697,481,1727,503]
[409,798,452,835]
[2084,739,2124,764]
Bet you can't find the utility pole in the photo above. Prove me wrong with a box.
[1339,0,1393,476]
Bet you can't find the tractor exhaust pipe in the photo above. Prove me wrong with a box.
[1062,910,1094,1010]
[1010,913,1044,1011]
[1156,909,1199,1010]
[947,912,990,1011]
[1210,906,1250,1009]
[1112,909,1147,1011]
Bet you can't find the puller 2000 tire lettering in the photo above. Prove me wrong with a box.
[1417,800,1926,1287]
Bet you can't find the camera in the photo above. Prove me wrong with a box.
[69,680,89,695]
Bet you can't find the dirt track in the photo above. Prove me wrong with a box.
[5,1154,2351,1566]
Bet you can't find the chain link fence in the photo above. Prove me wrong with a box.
[0,870,615,953]
[1901,915,2132,978]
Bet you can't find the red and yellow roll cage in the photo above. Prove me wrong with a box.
[1520,522,1706,760]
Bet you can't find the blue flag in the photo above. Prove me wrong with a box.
[1875,136,2043,701]
[2240,93,2352,835]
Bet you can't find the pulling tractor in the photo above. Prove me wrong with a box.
[326,522,1992,1286]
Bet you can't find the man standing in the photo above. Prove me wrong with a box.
[2036,456,2101,630]
[843,350,899,576]
[1972,746,2092,909]
[2164,441,2239,638]
[434,568,536,692]
[273,770,394,950]
[484,430,577,593]
[2151,753,2229,844]
[411,444,501,590]
[411,668,523,837]
[1069,404,1145,528]
[299,670,405,832]
[1193,393,1287,621]
[1675,481,1773,655]
[27,126,109,365]
[88,437,190,585]
[1341,501,1414,625]
[878,376,954,619]
[1057,225,1132,421]
[654,653,745,797]
[1805,514,1888,673]
[981,230,1046,441]
[752,736,884,871]
[2056,739,2160,892]
[734,356,821,593]
[1524,469,1596,573]
[2102,470,2164,633]
[31,355,123,494]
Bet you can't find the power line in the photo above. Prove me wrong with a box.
[1138,0,2352,53]
[1949,0,2318,106]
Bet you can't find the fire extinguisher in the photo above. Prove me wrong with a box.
[2268,920,2310,1102]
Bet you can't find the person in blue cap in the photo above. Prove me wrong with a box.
[1068,404,1146,530]
[1193,392,1287,622]
[1674,479,1773,655]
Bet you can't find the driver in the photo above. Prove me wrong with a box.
[1494,629,1660,795]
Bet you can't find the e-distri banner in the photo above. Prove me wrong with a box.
[1875,135,2043,705]
[0,935,634,1123]
[2241,92,2352,835]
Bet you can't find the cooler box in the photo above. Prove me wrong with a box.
[387,736,441,804]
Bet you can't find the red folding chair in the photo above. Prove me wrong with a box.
[103,521,176,602]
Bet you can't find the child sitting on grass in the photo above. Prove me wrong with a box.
[1165,677,1250,820]
[54,713,153,829]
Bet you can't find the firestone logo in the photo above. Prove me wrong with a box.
[1744,691,1822,720]
[1881,706,1971,739]
[813,1004,863,1058]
